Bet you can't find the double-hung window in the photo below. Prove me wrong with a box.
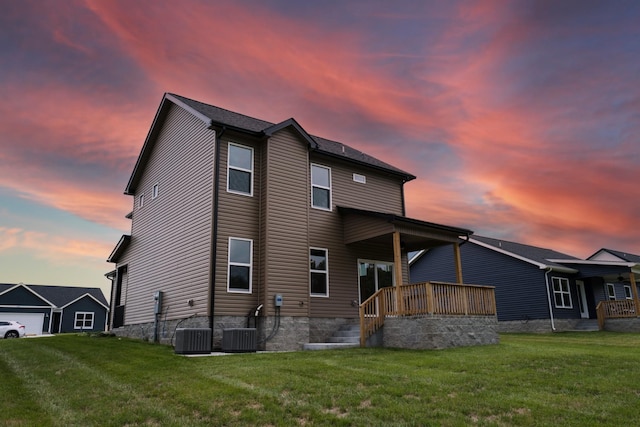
[228,237,252,293]
[607,283,616,300]
[74,312,94,330]
[551,277,572,308]
[310,248,329,297]
[624,285,633,300]
[311,164,331,210]
[227,143,253,196]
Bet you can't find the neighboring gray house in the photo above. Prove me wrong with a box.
[107,93,496,352]
[0,283,109,335]
[410,236,640,332]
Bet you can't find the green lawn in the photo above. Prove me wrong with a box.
[1,332,639,426]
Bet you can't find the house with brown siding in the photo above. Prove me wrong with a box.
[107,93,497,351]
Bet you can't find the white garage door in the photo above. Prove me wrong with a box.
[0,312,45,336]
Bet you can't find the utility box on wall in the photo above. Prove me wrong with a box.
[174,328,212,354]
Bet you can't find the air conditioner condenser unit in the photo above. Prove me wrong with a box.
[222,328,257,353]
[174,328,212,355]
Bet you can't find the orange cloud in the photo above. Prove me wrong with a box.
[0,227,112,263]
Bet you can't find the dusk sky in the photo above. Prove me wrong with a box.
[1,0,639,298]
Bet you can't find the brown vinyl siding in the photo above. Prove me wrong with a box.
[263,128,310,317]
[214,137,262,315]
[308,154,406,317]
[121,103,215,324]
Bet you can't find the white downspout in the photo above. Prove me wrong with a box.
[544,267,556,331]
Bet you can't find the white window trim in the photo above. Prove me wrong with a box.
[607,283,616,300]
[227,142,254,197]
[624,285,633,300]
[139,194,144,208]
[311,163,332,211]
[74,312,94,330]
[227,237,253,294]
[310,247,329,297]
[152,183,159,199]
[552,277,572,309]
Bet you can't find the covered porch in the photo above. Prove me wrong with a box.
[338,207,498,349]
[595,271,640,330]
[547,259,640,331]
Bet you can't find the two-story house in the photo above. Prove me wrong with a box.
[107,93,495,351]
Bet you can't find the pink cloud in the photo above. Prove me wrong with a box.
[0,227,111,263]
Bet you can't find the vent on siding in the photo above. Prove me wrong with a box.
[222,328,257,353]
[174,328,212,354]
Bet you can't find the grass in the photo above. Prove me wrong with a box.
[1,332,640,426]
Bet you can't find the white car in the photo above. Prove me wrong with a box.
[0,320,26,338]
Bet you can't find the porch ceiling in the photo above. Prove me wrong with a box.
[338,206,473,251]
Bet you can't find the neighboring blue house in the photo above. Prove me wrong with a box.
[0,283,109,335]
[410,236,640,332]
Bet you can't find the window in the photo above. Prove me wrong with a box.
[310,248,329,297]
[139,194,144,208]
[228,238,252,293]
[311,164,331,210]
[607,283,616,300]
[227,143,253,196]
[152,183,159,199]
[624,285,633,300]
[74,312,94,330]
[551,277,572,308]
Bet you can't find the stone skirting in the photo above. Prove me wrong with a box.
[496,318,584,333]
[111,314,500,351]
[112,315,314,351]
[603,317,640,332]
[380,315,499,350]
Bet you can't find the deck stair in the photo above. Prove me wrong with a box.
[573,319,599,331]
[303,323,360,351]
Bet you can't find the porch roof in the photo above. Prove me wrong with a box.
[337,206,473,251]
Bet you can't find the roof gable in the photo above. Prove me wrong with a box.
[588,248,640,263]
[0,284,108,308]
[125,93,415,194]
[0,283,54,306]
[61,293,109,310]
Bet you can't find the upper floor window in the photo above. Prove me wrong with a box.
[551,277,572,308]
[227,143,253,196]
[311,164,331,210]
[152,183,159,199]
[228,237,252,293]
[310,248,329,297]
[138,194,145,209]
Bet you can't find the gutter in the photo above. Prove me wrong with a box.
[543,267,556,331]
[208,125,226,333]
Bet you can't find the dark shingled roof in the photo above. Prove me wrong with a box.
[471,235,581,271]
[169,93,415,180]
[0,283,108,307]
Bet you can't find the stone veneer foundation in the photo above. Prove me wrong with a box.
[112,314,500,351]
[380,315,499,349]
